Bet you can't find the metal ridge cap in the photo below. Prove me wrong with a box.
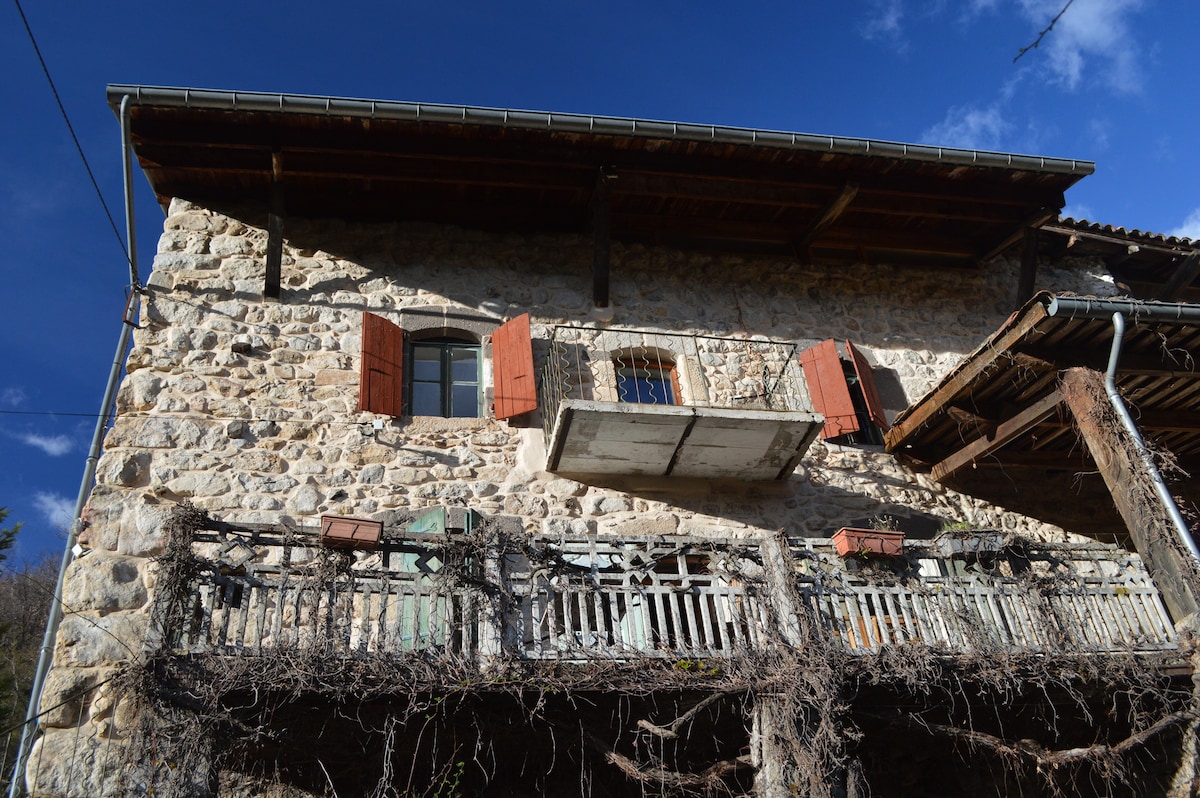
[105,84,1095,176]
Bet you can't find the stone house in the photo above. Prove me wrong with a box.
[15,85,1200,796]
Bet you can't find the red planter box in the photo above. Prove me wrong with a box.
[320,516,382,551]
[833,527,904,558]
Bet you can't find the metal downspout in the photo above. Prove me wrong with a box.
[7,95,142,798]
[1103,312,1200,564]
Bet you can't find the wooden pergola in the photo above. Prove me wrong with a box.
[886,292,1200,620]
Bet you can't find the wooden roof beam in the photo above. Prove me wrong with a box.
[930,389,1064,481]
[1062,367,1200,621]
[886,300,1052,450]
[1159,251,1200,301]
[979,202,1064,263]
[793,182,858,254]
[1042,224,1195,258]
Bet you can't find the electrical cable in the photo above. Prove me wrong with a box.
[12,0,130,263]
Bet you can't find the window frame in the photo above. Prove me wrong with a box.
[613,352,681,406]
[359,309,538,421]
[406,335,482,419]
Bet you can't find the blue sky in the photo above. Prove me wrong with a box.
[1,0,1197,561]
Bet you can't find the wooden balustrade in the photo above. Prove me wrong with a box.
[166,533,1179,662]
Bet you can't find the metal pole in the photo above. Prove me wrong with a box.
[1102,312,1200,564]
[7,319,133,798]
[7,93,142,798]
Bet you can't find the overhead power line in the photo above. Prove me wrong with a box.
[12,0,130,262]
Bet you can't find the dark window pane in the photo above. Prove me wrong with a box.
[411,383,441,417]
[617,372,674,405]
[409,338,481,418]
[450,384,479,417]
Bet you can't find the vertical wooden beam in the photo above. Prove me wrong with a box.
[1061,367,1200,622]
[264,150,284,302]
[1016,226,1039,308]
[591,167,614,308]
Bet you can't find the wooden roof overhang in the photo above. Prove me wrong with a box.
[885,293,1200,538]
[1038,218,1200,300]
[108,86,1092,269]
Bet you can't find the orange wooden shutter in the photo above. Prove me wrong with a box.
[799,339,861,440]
[846,340,889,432]
[358,311,405,416]
[492,313,538,419]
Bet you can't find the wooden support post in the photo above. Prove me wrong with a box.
[1061,367,1200,622]
[591,167,614,308]
[1016,226,1039,308]
[264,150,284,302]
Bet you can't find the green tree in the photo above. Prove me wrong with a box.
[0,509,19,565]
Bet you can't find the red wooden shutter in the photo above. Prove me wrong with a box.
[358,311,405,416]
[799,339,861,440]
[492,313,538,419]
[846,340,889,432]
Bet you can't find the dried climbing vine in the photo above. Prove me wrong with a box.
[105,503,1200,798]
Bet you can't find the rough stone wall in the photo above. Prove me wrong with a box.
[25,199,1119,795]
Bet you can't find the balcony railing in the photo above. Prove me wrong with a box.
[538,326,822,479]
[164,526,1178,664]
[792,539,1177,654]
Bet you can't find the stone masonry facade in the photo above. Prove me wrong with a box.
[25,198,1122,794]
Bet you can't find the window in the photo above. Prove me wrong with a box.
[799,339,888,445]
[358,311,537,420]
[614,353,679,405]
[409,337,480,418]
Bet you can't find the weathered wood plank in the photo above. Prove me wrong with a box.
[931,389,1063,481]
[1062,366,1200,621]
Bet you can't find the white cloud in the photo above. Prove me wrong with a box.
[1168,209,1200,242]
[0,388,25,407]
[17,432,74,457]
[33,492,75,529]
[1061,203,1096,222]
[1015,0,1145,93]
[1086,118,1110,151]
[861,0,907,50]
[921,104,1013,151]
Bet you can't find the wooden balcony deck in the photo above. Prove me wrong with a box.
[166,529,1178,663]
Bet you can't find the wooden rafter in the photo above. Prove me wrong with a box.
[930,390,1064,481]
[793,182,858,254]
[1160,251,1200,301]
[885,300,1051,451]
[979,203,1063,263]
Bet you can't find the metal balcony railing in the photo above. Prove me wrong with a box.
[539,326,811,442]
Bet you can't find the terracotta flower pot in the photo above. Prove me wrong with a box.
[320,515,383,551]
[832,527,904,558]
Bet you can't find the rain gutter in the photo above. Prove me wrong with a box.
[105,85,1095,177]
[7,94,144,798]
[1045,295,1200,565]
